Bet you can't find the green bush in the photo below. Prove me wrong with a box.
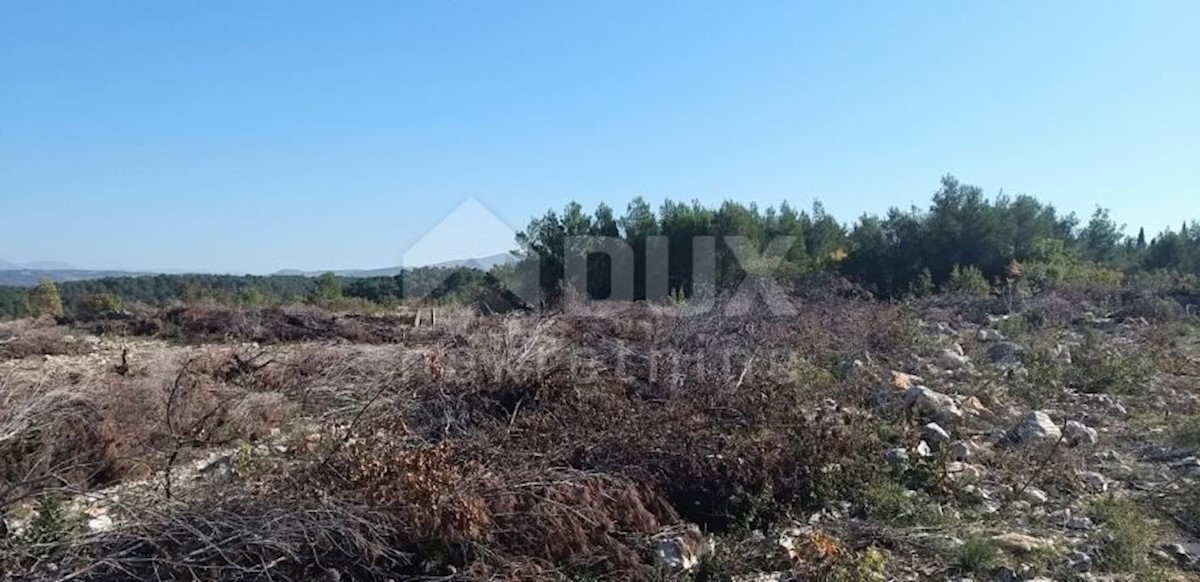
[1174,415,1200,449]
[28,280,64,319]
[954,536,1000,574]
[946,265,991,296]
[75,293,124,319]
[1089,496,1164,577]
[311,272,343,307]
[909,268,935,298]
[862,480,952,526]
[789,355,837,397]
[1069,331,1155,394]
[24,492,81,545]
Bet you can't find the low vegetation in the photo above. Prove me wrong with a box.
[0,274,1197,580]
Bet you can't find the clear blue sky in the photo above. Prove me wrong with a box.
[2,1,1197,273]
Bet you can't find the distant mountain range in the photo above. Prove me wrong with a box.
[0,268,151,287]
[271,252,515,278]
[0,259,78,271]
[0,253,516,287]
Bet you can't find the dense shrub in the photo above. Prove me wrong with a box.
[0,389,107,504]
[88,304,417,344]
[74,293,124,319]
[946,265,992,296]
[1069,330,1156,394]
[0,318,82,360]
[27,281,63,320]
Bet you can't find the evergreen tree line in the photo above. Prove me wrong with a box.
[0,266,492,320]
[2,175,1198,321]
[514,176,1200,301]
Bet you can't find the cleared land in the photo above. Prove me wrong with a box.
[2,285,1200,580]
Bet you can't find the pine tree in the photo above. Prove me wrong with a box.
[312,272,343,306]
[911,268,935,297]
[946,265,991,296]
[28,280,64,319]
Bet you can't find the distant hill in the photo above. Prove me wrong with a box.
[269,266,404,278]
[20,261,76,270]
[429,252,514,271]
[0,259,76,271]
[0,253,518,288]
[0,269,150,287]
[0,259,143,286]
[271,253,515,278]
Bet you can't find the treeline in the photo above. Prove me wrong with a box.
[3,175,1199,321]
[0,266,495,320]
[516,176,1200,300]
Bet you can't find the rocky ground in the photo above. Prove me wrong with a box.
[1,293,1199,581]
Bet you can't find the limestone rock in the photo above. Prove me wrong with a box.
[654,524,714,571]
[1064,420,1099,447]
[991,532,1055,554]
[1015,411,1061,444]
[905,386,964,421]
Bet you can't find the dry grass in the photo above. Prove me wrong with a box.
[0,318,83,361]
[6,285,1196,580]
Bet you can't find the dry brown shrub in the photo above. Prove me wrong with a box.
[322,434,683,578]
[363,303,892,534]
[223,391,294,440]
[560,388,882,531]
[0,388,107,504]
[163,304,257,340]
[153,304,414,344]
[0,318,83,361]
[5,296,914,579]
[88,304,417,345]
[93,379,163,480]
[333,438,495,544]
[486,469,677,575]
[45,490,414,581]
[253,344,342,392]
[92,365,297,483]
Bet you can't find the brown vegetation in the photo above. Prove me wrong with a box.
[3,284,1200,580]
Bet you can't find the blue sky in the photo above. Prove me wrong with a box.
[1,1,1197,273]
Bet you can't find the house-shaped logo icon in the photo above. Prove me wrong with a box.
[400,197,542,309]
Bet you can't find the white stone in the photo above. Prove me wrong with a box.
[1066,550,1093,572]
[905,386,964,420]
[1015,411,1061,444]
[914,440,932,457]
[1064,421,1099,446]
[732,574,789,582]
[655,524,713,571]
[86,514,114,533]
[977,328,1006,342]
[1079,471,1109,492]
[946,462,987,483]
[922,422,951,445]
[1021,487,1049,505]
[991,532,1055,553]
[938,347,972,370]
